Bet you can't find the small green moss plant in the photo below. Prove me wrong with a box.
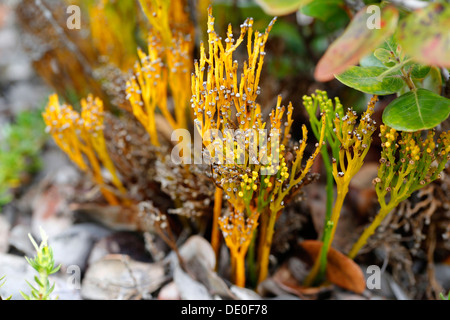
[0,276,12,300]
[20,228,61,300]
[0,109,47,206]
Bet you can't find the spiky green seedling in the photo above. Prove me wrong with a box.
[21,227,61,300]
[0,276,12,300]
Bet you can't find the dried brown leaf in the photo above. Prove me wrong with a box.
[300,240,366,294]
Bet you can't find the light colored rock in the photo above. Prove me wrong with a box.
[0,253,34,300]
[49,272,82,300]
[435,264,450,290]
[173,266,212,300]
[9,224,34,256]
[171,235,236,299]
[158,281,181,300]
[257,278,294,297]
[81,254,165,300]
[230,285,262,300]
[0,215,10,253]
[4,63,33,83]
[361,264,397,299]
[179,235,215,270]
[49,223,112,272]
[39,149,80,185]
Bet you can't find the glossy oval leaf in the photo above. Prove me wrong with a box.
[335,66,404,95]
[383,88,450,131]
[422,67,442,95]
[254,0,313,16]
[301,0,344,21]
[373,48,392,64]
[360,52,385,68]
[397,3,450,68]
[315,5,399,82]
[410,64,431,80]
[360,36,397,68]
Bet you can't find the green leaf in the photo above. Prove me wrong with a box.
[34,275,43,287]
[360,52,385,68]
[20,291,31,300]
[47,282,56,296]
[270,20,305,53]
[410,64,431,80]
[31,290,40,300]
[397,3,450,68]
[25,280,39,295]
[382,88,450,131]
[335,66,404,95]
[254,0,313,16]
[301,0,344,21]
[315,5,399,81]
[50,264,61,275]
[422,67,442,95]
[28,233,40,252]
[373,48,396,67]
[359,35,398,68]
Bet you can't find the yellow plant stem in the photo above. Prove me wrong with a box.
[147,109,160,147]
[348,204,393,259]
[211,187,223,267]
[257,208,278,284]
[327,183,349,249]
[257,212,268,275]
[89,134,131,206]
[82,143,119,206]
[231,249,246,288]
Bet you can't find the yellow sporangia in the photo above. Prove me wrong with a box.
[126,1,194,146]
[191,8,326,286]
[43,94,127,205]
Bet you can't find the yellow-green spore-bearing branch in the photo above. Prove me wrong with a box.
[305,96,378,286]
[349,127,450,259]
